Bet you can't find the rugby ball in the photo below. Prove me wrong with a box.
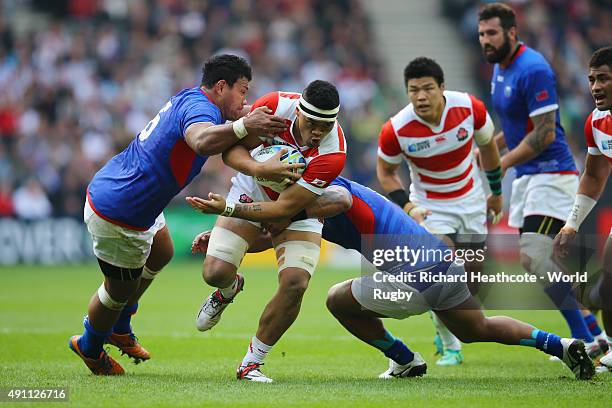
[251,145,306,193]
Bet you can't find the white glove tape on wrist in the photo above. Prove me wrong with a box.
[232,117,248,139]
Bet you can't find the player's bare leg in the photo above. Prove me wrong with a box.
[326,280,427,378]
[237,229,321,382]
[435,297,595,379]
[107,225,174,363]
[196,217,261,331]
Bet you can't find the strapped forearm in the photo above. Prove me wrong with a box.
[565,194,597,231]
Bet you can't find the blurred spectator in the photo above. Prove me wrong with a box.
[0,0,392,218]
[12,178,52,220]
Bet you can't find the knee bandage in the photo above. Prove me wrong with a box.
[275,241,320,275]
[97,283,127,311]
[519,233,559,279]
[206,227,249,267]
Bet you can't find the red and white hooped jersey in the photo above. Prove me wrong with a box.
[378,90,493,202]
[585,108,612,163]
[251,91,347,198]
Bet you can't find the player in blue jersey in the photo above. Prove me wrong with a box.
[69,54,302,375]
[192,177,596,380]
[477,3,603,357]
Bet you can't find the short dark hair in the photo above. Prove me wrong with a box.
[478,3,516,30]
[303,80,340,110]
[201,54,252,88]
[404,57,445,87]
[589,46,612,70]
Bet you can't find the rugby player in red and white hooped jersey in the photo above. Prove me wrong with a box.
[376,57,503,366]
[555,46,612,372]
[186,80,346,382]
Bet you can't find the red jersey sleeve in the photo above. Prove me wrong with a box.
[377,120,403,164]
[469,94,487,130]
[297,152,346,195]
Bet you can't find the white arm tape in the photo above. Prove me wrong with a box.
[474,113,494,146]
[566,194,597,231]
[232,117,248,139]
[221,201,236,217]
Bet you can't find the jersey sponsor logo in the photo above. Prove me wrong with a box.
[496,75,504,82]
[601,140,612,151]
[456,128,468,141]
[408,140,430,152]
[239,193,253,203]
[310,178,328,187]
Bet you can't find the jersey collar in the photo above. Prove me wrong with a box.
[502,43,527,69]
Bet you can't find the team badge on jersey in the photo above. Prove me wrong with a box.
[456,128,468,141]
[239,194,253,203]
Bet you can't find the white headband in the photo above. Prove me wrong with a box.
[297,96,339,123]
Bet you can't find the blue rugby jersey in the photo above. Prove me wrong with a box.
[490,44,576,177]
[322,177,451,280]
[87,87,223,230]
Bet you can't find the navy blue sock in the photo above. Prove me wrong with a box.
[519,329,563,359]
[583,313,602,337]
[544,283,594,342]
[383,340,415,365]
[78,317,111,359]
[371,330,415,365]
[112,303,138,334]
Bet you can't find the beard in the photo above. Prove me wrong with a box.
[483,33,512,64]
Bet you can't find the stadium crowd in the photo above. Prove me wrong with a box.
[442,0,612,155]
[0,0,391,219]
[1,0,610,220]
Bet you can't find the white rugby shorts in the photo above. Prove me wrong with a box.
[508,173,578,229]
[84,198,166,269]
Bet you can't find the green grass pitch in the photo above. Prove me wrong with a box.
[1,262,610,407]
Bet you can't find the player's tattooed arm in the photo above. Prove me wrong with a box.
[187,184,319,222]
[500,110,556,170]
[525,111,556,153]
[304,186,352,218]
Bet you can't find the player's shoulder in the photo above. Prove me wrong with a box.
[174,87,221,113]
[254,91,300,118]
[390,104,417,130]
[443,90,473,107]
[318,121,347,155]
[517,46,554,75]
[591,109,612,135]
